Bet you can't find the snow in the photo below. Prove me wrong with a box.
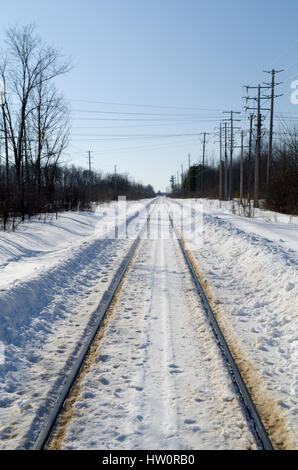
[201,198,298,252]
[0,199,154,449]
[167,198,298,449]
[57,201,255,450]
[0,195,297,450]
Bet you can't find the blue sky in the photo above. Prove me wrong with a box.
[0,0,298,191]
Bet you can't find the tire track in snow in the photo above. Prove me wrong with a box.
[130,236,180,448]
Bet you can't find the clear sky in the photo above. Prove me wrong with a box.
[0,0,298,191]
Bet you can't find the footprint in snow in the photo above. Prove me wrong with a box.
[97,355,110,363]
[184,419,196,425]
[169,364,182,374]
[99,377,109,385]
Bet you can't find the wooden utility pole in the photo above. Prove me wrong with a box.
[88,151,92,172]
[230,112,233,200]
[223,111,241,200]
[181,164,184,193]
[244,85,270,208]
[188,153,191,193]
[219,123,223,200]
[240,130,244,201]
[263,69,283,189]
[114,164,117,198]
[254,85,261,208]
[199,132,211,195]
[247,114,254,201]
[86,150,93,173]
[201,132,207,194]
[224,122,228,201]
[214,124,223,199]
[234,130,248,203]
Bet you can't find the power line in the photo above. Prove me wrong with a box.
[70,117,224,122]
[71,133,202,139]
[71,120,222,129]
[70,137,200,155]
[71,108,225,118]
[70,98,223,112]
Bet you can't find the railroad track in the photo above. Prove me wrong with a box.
[33,201,158,450]
[32,197,274,450]
[167,208,274,451]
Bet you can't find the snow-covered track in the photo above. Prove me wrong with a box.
[168,213,274,451]
[32,207,155,450]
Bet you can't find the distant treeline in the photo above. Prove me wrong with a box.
[0,163,155,230]
[170,132,298,216]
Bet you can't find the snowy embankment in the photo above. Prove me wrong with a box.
[168,198,298,449]
[0,199,154,449]
[202,198,298,226]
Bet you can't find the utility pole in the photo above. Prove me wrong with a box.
[181,164,184,193]
[244,85,270,208]
[114,164,117,198]
[255,86,261,208]
[87,150,93,173]
[199,132,210,195]
[213,124,223,200]
[263,69,283,189]
[224,122,228,201]
[201,132,206,194]
[240,130,244,201]
[223,111,241,200]
[188,153,191,193]
[219,123,223,200]
[247,114,254,201]
[234,131,248,202]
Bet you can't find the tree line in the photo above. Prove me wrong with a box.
[170,129,298,216]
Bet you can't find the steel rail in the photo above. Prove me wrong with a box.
[168,213,274,451]
[33,202,157,450]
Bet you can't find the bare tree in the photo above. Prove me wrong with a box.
[0,24,71,185]
[28,75,70,194]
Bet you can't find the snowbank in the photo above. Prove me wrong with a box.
[168,198,298,449]
[0,199,154,449]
